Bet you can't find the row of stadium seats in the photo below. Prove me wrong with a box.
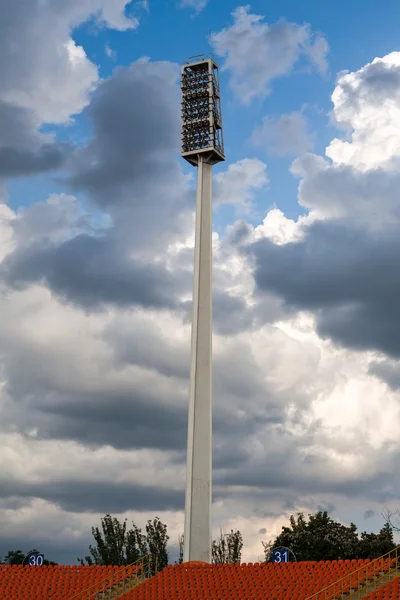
[0,564,141,600]
[366,577,400,600]
[0,557,397,600]
[117,558,398,600]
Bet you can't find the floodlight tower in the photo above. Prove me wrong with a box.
[181,54,225,564]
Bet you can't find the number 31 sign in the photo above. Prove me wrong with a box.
[272,549,289,563]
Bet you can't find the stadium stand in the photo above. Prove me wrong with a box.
[364,577,400,600]
[0,561,144,600]
[114,554,400,600]
[0,550,399,599]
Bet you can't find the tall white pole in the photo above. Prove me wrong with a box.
[181,54,224,563]
[183,155,213,563]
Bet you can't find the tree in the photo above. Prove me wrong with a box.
[384,509,400,534]
[268,511,360,562]
[175,534,184,565]
[262,540,274,563]
[212,529,243,564]
[358,523,395,558]
[146,517,169,574]
[79,514,169,572]
[4,550,26,565]
[126,523,147,565]
[267,511,397,563]
[78,514,128,566]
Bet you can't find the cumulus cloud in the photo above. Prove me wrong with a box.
[326,52,400,170]
[0,0,148,185]
[210,6,329,103]
[1,59,192,310]
[248,221,400,356]
[245,52,400,362]
[214,158,268,212]
[68,59,181,213]
[0,101,69,178]
[0,0,144,124]
[252,112,315,157]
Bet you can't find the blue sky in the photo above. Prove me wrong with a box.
[8,0,400,225]
[11,0,400,222]
[11,0,400,220]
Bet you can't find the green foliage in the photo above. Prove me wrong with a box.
[176,534,184,565]
[4,550,26,565]
[358,522,395,559]
[267,511,396,562]
[212,529,243,564]
[126,523,147,565]
[84,514,127,566]
[146,517,169,574]
[79,513,169,572]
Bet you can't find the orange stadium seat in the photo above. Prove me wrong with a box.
[116,559,398,600]
[0,558,398,600]
[0,564,122,600]
[364,577,400,600]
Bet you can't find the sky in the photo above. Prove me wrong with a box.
[1,0,400,565]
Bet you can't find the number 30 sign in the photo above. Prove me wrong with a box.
[28,554,45,566]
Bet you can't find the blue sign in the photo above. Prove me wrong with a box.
[272,549,289,563]
[28,553,44,566]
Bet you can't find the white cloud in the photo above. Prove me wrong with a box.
[179,0,209,13]
[210,6,329,103]
[252,111,315,156]
[0,203,15,261]
[253,207,315,245]
[105,44,116,59]
[326,52,400,171]
[214,158,268,213]
[95,0,140,30]
[0,0,143,124]
[1,186,399,561]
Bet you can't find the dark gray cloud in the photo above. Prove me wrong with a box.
[212,290,255,335]
[0,144,66,177]
[216,439,393,503]
[0,101,68,177]
[292,155,400,225]
[1,384,188,452]
[248,220,400,356]
[0,298,288,473]
[41,393,187,452]
[104,317,190,379]
[0,59,194,309]
[369,359,400,390]
[1,357,282,462]
[2,232,184,310]
[68,59,181,211]
[180,291,256,336]
[65,58,192,253]
[0,477,184,514]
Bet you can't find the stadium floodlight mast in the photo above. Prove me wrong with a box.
[181,53,225,564]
